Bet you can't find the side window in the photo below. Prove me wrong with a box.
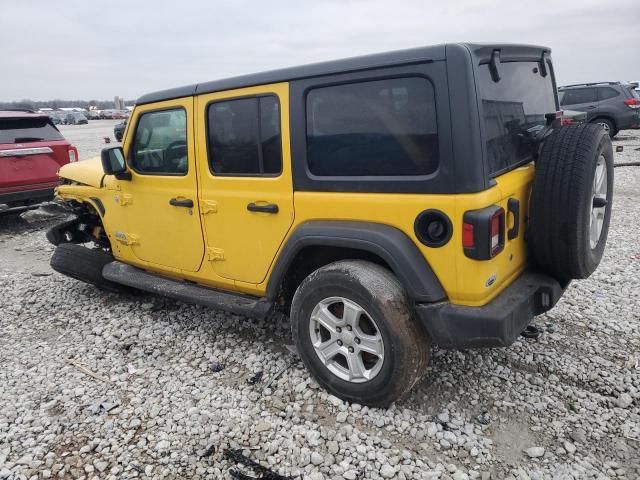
[598,87,619,101]
[305,77,439,177]
[562,88,597,105]
[207,95,282,175]
[130,108,187,175]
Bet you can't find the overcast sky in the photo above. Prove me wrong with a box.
[2,0,638,102]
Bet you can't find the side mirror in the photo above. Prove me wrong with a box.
[101,146,130,180]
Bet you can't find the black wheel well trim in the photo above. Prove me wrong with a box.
[266,220,447,303]
[88,197,106,217]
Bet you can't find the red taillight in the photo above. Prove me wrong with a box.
[462,206,505,260]
[68,147,78,162]
[624,98,640,109]
[561,117,576,126]
[462,223,474,248]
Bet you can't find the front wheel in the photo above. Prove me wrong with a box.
[290,260,430,407]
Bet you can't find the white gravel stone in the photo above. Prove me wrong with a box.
[336,411,348,423]
[380,464,396,478]
[563,441,577,455]
[311,452,324,466]
[616,393,633,408]
[525,447,545,458]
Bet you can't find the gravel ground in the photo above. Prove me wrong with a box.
[0,132,639,480]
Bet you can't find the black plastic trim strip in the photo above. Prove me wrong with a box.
[507,198,520,240]
[89,197,105,216]
[0,187,55,205]
[103,262,273,320]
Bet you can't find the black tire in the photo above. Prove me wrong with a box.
[50,243,125,293]
[591,117,617,138]
[530,124,614,282]
[290,260,430,407]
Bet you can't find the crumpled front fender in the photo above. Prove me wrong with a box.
[58,156,105,188]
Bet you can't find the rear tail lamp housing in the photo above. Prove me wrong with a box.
[624,98,640,109]
[68,147,78,162]
[462,205,505,260]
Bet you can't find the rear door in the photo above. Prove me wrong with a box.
[195,83,294,285]
[0,116,70,190]
[559,87,598,120]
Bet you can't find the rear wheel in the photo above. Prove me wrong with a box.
[530,124,614,282]
[592,117,617,138]
[290,260,430,407]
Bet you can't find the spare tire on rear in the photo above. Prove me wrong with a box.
[529,124,613,283]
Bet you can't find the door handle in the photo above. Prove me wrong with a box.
[247,202,278,214]
[169,198,194,208]
[586,105,596,109]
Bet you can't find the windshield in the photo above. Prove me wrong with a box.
[478,61,557,175]
[0,117,64,144]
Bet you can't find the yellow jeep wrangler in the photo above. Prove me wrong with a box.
[48,43,613,407]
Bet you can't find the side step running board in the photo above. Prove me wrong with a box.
[102,261,273,320]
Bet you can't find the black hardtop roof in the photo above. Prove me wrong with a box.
[136,43,551,105]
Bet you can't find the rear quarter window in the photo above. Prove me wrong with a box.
[0,117,64,144]
[305,77,439,177]
[598,87,619,101]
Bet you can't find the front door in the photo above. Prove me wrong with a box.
[195,83,294,284]
[120,98,205,272]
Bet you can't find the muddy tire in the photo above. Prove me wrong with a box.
[50,243,126,293]
[530,124,614,282]
[290,260,430,407]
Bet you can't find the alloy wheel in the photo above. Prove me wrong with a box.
[309,297,384,383]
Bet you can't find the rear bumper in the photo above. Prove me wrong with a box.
[617,111,640,130]
[416,272,566,348]
[0,187,56,206]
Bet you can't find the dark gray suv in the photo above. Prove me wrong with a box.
[558,82,640,137]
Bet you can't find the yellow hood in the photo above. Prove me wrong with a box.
[58,156,105,188]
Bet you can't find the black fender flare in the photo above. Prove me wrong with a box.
[266,221,446,303]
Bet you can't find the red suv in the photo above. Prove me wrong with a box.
[0,110,78,215]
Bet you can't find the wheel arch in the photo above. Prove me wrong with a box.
[266,221,446,306]
[45,198,110,249]
[590,115,617,131]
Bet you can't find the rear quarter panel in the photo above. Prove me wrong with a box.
[250,163,533,307]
